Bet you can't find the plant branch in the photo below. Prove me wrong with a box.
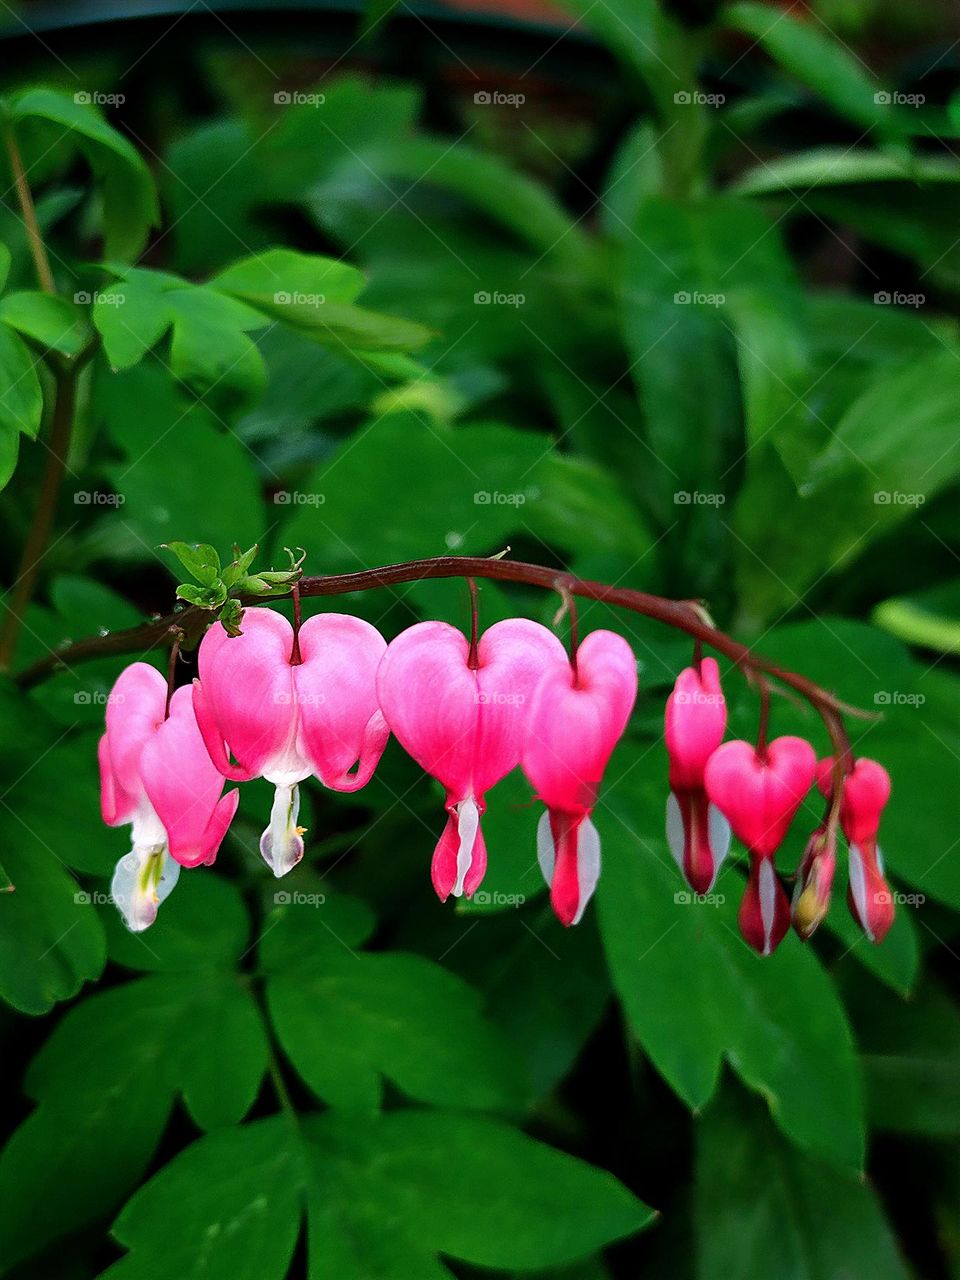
[0,364,80,671]
[3,123,56,295]
[14,554,862,761]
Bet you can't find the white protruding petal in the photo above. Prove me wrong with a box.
[111,844,179,933]
[260,783,305,878]
[571,816,602,926]
[708,804,731,872]
[757,859,778,956]
[452,797,480,898]
[665,792,685,872]
[536,809,555,886]
[848,842,873,941]
[876,844,886,876]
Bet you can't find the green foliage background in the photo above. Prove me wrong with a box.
[1,1,959,1276]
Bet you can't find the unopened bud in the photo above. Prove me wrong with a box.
[792,825,836,940]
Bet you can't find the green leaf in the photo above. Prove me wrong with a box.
[96,362,266,556]
[104,873,250,973]
[103,1113,652,1278]
[596,750,864,1168]
[803,350,960,501]
[873,581,960,655]
[0,290,87,355]
[696,1079,910,1280]
[176,581,228,609]
[0,971,268,1271]
[732,148,960,195]
[161,540,221,585]
[265,937,531,1112]
[722,2,897,135]
[166,286,267,414]
[0,841,106,1015]
[842,969,960,1138]
[0,322,43,444]
[10,88,159,260]
[242,294,432,354]
[212,247,366,307]
[92,268,175,370]
[0,242,10,291]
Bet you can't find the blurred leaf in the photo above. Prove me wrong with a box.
[873,581,960,655]
[212,247,366,307]
[0,291,86,356]
[733,149,960,195]
[696,1079,909,1280]
[722,2,896,135]
[96,361,266,555]
[842,967,960,1138]
[92,268,177,370]
[103,1111,652,1278]
[9,88,159,260]
[597,751,864,1168]
[0,324,43,457]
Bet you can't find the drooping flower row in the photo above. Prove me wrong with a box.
[97,607,894,951]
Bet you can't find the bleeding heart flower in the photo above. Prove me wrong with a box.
[664,657,730,893]
[817,756,893,943]
[791,823,837,940]
[522,630,637,927]
[193,609,388,877]
[377,618,567,902]
[98,664,238,931]
[704,735,816,954]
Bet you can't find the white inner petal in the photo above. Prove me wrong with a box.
[758,859,778,955]
[536,809,555,886]
[848,842,873,941]
[260,783,304,878]
[572,816,602,926]
[708,804,731,872]
[111,842,179,933]
[452,797,480,898]
[665,792,685,872]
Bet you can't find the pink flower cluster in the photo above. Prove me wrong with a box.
[98,607,893,952]
[664,658,894,954]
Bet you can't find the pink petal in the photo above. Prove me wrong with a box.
[141,686,238,868]
[293,613,389,791]
[704,736,816,857]
[664,657,727,790]
[195,610,301,783]
[739,857,790,955]
[100,663,167,818]
[523,630,637,814]
[431,798,488,901]
[816,755,891,846]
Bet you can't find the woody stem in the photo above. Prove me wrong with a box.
[13,555,860,761]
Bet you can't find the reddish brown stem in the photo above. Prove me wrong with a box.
[13,555,862,765]
[290,581,303,666]
[466,577,479,670]
[165,631,181,718]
